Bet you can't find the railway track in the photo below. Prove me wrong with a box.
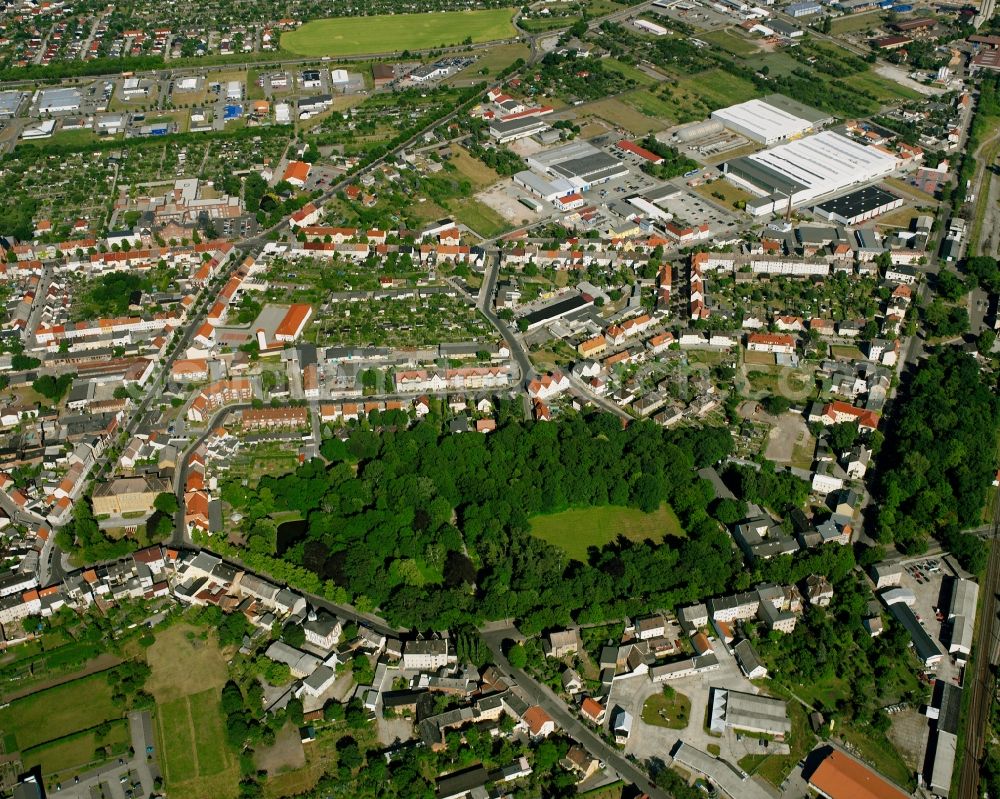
[957,474,1000,799]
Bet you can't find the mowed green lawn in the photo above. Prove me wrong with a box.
[189,689,230,775]
[530,504,683,561]
[157,688,234,795]
[282,9,517,56]
[158,697,197,783]
[22,720,131,781]
[0,673,120,751]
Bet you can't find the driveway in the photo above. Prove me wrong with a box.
[610,637,758,766]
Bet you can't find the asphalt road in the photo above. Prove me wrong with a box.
[477,252,532,385]
[480,623,670,799]
[170,402,254,546]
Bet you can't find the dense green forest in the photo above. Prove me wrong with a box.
[219,413,867,631]
[873,350,999,565]
[222,415,749,630]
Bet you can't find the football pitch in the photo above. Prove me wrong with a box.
[282,9,517,57]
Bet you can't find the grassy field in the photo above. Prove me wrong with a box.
[449,146,501,189]
[159,698,198,782]
[282,9,516,56]
[830,345,866,360]
[701,29,759,56]
[146,624,230,702]
[0,673,120,751]
[692,179,754,209]
[579,96,666,134]
[189,689,231,775]
[530,503,683,561]
[22,720,131,784]
[839,723,915,790]
[844,70,923,103]
[452,198,509,237]
[452,43,531,79]
[641,689,691,729]
[830,10,884,34]
[603,58,660,87]
[149,624,237,799]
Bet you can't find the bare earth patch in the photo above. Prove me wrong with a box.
[255,722,306,776]
[475,182,543,226]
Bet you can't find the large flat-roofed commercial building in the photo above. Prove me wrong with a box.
[37,87,82,113]
[813,185,903,225]
[928,683,960,798]
[709,688,790,737]
[526,141,630,192]
[0,91,23,117]
[488,116,550,144]
[711,99,814,145]
[723,131,897,217]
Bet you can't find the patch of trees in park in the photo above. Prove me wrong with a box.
[872,349,999,568]
[224,414,745,632]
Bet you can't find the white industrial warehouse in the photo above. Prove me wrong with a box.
[515,140,631,201]
[723,130,898,216]
[710,98,814,145]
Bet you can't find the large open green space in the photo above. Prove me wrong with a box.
[0,672,120,752]
[529,503,683,561]
[21,720,131,784]
[281,9,517,56]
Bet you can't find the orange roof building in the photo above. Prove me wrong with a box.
[808,749,909,799]
[274,303,313,342]
[282,160,311,187]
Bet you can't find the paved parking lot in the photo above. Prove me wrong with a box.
[608,638,758,766]
[896,555,962,687]
[650,188,741,234]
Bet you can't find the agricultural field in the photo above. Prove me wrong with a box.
[529,503,684,562]
[281,9,517,56]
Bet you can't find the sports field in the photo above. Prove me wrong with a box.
[530,503,684,561]
[282,9,517,56]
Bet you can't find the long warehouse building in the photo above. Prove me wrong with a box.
[723,131,898,217]
[711,98,814,145]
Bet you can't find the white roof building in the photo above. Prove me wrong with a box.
[711,99,813,145]
[724,131,898,216]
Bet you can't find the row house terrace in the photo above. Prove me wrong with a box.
[394,366,513,394]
